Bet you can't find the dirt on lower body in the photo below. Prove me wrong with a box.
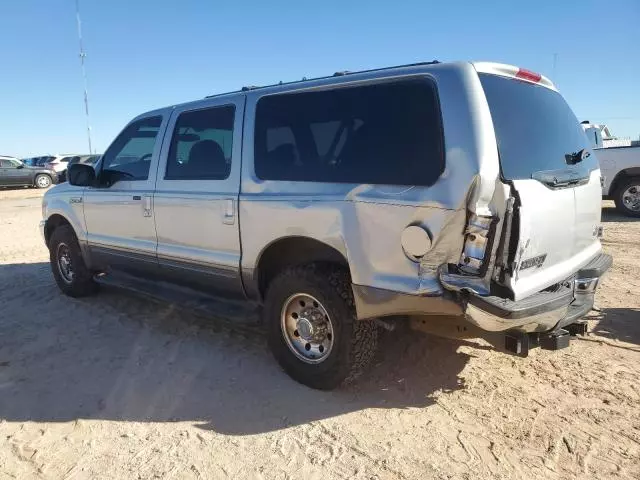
[0,190,638,479]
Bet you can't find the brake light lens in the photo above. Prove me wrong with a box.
[458,214,495,275]
[45,163,55,170]
[515,68,542,83]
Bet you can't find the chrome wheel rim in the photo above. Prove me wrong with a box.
[56,243,74,284]
[36,175,50,188]
[622,185,640,212]
[280,293,334,364]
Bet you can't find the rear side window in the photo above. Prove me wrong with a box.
[166,105,234,180]
[254,79,444,185]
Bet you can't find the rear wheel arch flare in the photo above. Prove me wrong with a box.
[255,236,350,299]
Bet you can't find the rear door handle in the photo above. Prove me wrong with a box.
[133,195,141,200]
[143,195,152,217]
[223,199,235,225]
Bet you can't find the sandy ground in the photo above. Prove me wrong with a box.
[0,187,638,480]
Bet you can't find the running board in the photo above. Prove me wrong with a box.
[95,271,262,328]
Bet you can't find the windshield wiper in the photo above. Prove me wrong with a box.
[565,149,590,165]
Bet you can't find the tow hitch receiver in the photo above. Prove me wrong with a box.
[539,329,571,351]
[503,327,575,357]
[565,321,588,336]
[504,332,531,357]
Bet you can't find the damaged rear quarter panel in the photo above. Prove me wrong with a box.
[239,63,503,309]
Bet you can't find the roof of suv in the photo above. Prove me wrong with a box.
[204,60,443,99]
[134,60,557,121]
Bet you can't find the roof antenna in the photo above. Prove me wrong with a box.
[75,0,93,154]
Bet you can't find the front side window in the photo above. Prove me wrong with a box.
[1,159,20,168]
[101,116,162,181]
[166,105,235,180]
[254,79,444,186]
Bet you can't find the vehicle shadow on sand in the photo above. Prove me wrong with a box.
[601,204,640,223]
[587,307,640,347]
[0,262,476,435]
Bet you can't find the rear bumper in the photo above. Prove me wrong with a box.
[352,253,611,334]
[464,253,612,332]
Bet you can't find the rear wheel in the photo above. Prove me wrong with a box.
[49,225,98,297]
[34,174,52,189]
[614,177,640,217]
[264,264,378,390]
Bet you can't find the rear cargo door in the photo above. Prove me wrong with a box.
[479,71,602,300]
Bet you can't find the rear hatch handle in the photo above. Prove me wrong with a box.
[531,168,591,189]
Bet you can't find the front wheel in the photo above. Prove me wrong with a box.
[34,174,52,189]
[614,177,640,217]
[265,264,378,390]
[49,225,98,297]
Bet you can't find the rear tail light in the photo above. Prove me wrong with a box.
[45,163,55,170]
[458,214,496,275]
[515,68,542,83]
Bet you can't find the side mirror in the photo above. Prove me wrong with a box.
[16,164,24,169]
[68,163,96,187]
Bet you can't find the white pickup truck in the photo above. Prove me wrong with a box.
[582,122,640,217]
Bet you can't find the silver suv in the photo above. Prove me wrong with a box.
[41,61,611,389]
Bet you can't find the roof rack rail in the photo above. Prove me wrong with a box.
[205,60,441,99]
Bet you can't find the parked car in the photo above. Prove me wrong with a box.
[21,157,51,168]
[47,154,81,181]
[21,156,57,168]
[0,157,58,188]
[67,154,101,166]
[582,122,640,217]
[41,61,611,389]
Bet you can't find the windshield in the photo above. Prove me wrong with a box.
[480,73,598,181]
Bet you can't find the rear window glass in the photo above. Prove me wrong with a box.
[480,74,598,180]
[254,79,444,186]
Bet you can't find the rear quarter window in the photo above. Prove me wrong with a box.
[254,79,444,186]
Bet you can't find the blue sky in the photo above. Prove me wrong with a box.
[1,0,638,157]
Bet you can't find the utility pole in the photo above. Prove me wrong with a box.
[75,0,93,154]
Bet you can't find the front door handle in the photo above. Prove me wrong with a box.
[223,199,235,225]
[133,195,141,200]
[142,195,152,217]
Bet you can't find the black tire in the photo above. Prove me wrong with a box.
[34,173,52,189]
[49,225,99,297]
[613,177,640,217]
[265,264,378,390]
